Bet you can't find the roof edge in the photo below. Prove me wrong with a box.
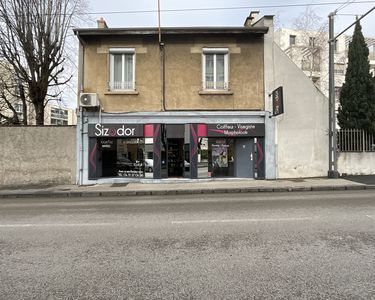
[73,26,269,36]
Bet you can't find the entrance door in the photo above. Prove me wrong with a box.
[234,138,254,178]
[167,138,184,177]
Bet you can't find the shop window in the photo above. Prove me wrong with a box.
[208,138,234,177]
[202,48,229,91]
[100,138,145,178]
[109,48,135,91]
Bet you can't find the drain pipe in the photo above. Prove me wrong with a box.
[79,107,84,185]
[77,33,85,185]
[158,0,166,111]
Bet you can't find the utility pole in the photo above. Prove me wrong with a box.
[327,5,375,178]
[328,12,339,178]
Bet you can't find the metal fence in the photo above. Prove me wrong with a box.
[338,129,375,152]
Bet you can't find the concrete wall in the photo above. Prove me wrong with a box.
[0,126,76,188]
[81,34,264,112]
[338,152,375,175]
[273,44,329,178]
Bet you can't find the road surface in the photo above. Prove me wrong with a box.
[1,190,375,299]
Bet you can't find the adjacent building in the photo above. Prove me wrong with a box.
[74,13,328,185]
[43,104,77,126]
[275,27,375,114]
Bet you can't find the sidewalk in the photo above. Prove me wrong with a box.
[1,177,375,199]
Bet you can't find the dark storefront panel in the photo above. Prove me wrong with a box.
[89,137,145,179]
[207,123,265,137]
[87,122,265,181]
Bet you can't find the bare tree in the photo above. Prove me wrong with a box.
[0,0,87,125]
[292,7,328,87]
[0,61,28,125]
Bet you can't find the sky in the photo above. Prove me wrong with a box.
[83,0,375,35]
[62,0,375,108]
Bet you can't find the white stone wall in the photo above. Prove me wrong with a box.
[338,152,375,175]
[273,44,329,178]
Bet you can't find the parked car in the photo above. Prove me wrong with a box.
[144,159,153,172]
[116,157,135,171]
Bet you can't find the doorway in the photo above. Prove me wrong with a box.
[234,138,254,178]
[167,138,184,177]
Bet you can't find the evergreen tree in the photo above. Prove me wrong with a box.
[337,21,375,133]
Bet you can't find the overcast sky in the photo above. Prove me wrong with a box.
[62,0,375,108]
[83,0,375,36]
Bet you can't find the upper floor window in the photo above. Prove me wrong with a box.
[289,35,296,46]
[109,48,135,91]
[309,37,316,47]
[202,48,229,91]
[334,40,339,52]
[15,103,22,113]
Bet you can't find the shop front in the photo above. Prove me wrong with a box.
[86,121,265,181]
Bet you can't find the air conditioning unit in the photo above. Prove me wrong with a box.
[79,93,99,107]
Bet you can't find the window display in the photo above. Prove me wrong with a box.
[208,138,234,177]
[99,137,145,178]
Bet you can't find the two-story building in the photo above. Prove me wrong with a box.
[74,13,329,185]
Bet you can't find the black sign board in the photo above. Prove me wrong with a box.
[207,123,265,137]
[272,86,284,116]
[88,124,144,137]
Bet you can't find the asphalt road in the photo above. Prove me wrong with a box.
[1,190,375,300]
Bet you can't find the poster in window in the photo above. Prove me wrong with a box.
[212,140,229,168]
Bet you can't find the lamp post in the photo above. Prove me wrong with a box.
[327,6,375,178]
[328,12,339,178]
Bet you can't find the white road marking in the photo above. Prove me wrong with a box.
[0,223,117,228]
[366,215,375,219]
[171,217,313,225]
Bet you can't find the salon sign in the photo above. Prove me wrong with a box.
[88,124,144,137]
[207,123,264,137]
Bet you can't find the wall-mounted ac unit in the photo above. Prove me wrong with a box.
[79,93,99,107]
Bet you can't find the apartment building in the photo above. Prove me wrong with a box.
[43,104,77,126]
[275,27,375,102]
[74,13,329,185]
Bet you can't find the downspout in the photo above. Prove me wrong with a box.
[76,33,85,185]
[158,0,166,111]
[160,43,166,111]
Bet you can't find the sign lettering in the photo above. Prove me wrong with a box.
[207,123,264,137]
[88,124,143,137]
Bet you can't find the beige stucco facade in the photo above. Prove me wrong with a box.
[80,34,264,112]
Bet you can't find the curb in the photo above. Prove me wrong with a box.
[0,184,370,199]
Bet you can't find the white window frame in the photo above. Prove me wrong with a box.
[109,48,136,91]
[202,48,229,91]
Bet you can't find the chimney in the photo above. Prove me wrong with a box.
[244,11,260,27]
[97,17,108,29]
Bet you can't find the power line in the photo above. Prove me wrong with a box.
[335,0,357,12]
[75,1,375,16]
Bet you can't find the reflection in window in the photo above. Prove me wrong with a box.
[198,138,209,178]
[100,138,145,178]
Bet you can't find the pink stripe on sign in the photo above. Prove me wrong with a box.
[144,124,154,137]
[197,124,207,137]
